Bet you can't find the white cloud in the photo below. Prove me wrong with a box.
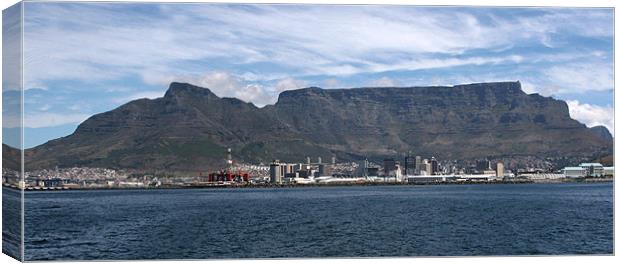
[113,91,165,103]
[169,71,277,106]
[308,55,526,77]
[323,78,341,88]
[566,100,614,135]
[274,78,307,92]
[519,81,539,94]
[195,71,243,95]
[4,113,91,129]
[232,84,274,107]
[368,77,398,87]
[544,63,613,94]
[367,55,524,75]
[22,4,612,87]
[38,104,51,111]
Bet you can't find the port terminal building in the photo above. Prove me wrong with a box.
[562,163,613,178]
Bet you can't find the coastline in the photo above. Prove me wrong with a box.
[4,177,613,192]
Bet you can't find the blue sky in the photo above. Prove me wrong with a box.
[3,3,614,148]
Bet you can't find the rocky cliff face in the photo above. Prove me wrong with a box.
[25,81,612,172]
[590,125,613,141]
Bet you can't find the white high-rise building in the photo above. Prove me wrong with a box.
[496,162,505,179]
[269,160,283,184]
[415,156,422,175]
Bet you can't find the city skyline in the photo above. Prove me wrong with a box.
[0,3,614,148]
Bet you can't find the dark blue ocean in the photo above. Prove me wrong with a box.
[6,183,614,260]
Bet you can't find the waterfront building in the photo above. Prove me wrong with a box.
[297,170,310,178]
[430,157,439,175]
[404,153,414,176]
[317,164,332,177]
[458,174,496,182]
[407,174,497,183]
[520,173,565,180]
[291,177,314,184]
[383,158,397,177]
[415,156,422,175]
[367,167,379,177]
[394,164,404,182]
[269,160,284,184]
[563,163,610,178]
[407,175,460,183]
[483,170,496,176]
[496,162,505,178]
[579,163,605,177]
[424,159,432,175]
[284,172,298,179]
[356,159,369,177]
[417,160,428,175]
[476,159,491,172]
[563,167,586,178]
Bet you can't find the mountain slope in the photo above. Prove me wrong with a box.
[25,81,613,172]
[26,83,297,171]
[2,143,21,171]
[590,125,613,141]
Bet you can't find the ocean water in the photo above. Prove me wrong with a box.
[11,183,614,260]
[2,187,21,260]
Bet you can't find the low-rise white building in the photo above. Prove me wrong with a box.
[563,167,586,178]
[563,163,612,178]
[406,175,450,183]
[579,163,605,177]
[520,173,566,180]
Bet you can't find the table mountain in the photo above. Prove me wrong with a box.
[24,81,612,172]
[590,125,613,141]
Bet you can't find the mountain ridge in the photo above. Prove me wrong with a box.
[22,81,612,172]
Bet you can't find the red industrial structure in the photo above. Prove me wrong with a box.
[207,148,251,183]
[207,170,250,183]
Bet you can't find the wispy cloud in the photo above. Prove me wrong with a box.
[368,77,399,87]
[274,78,307,92]
[23,4,612,87]
[113,91,165,103]
[566,100,614,135]
[543,62,614,94]
[16,3,613,143]
[5,112,91,129]
[171,71,276,106]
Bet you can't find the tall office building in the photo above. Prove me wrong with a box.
[415,156,422,175]
[430,157,439,175]
[496,162,505,178]
[424,159,431,175]
[383,158,397,177]
[357,159,369,177]
[476,159,491,172]
[404,152,414,176]
[269,160,283,184]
